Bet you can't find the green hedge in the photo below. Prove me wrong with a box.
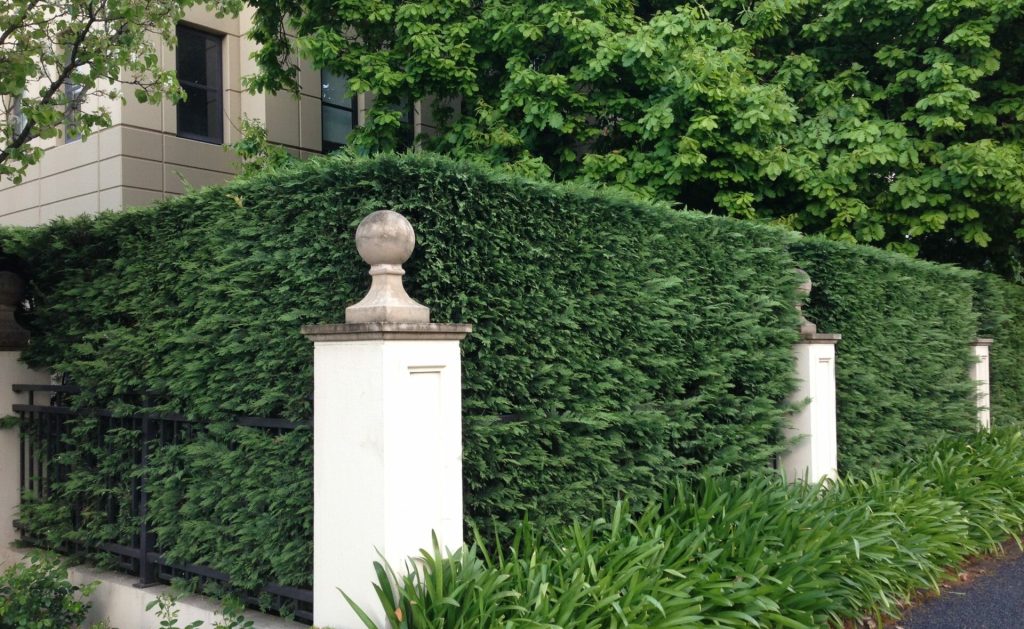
[976,275,1024,424]
[0,154,802,589]
[792,238,980,475]
[356,427,1024,628]
[1,152,1021,591]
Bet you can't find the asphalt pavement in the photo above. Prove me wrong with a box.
[895,546,1024,629]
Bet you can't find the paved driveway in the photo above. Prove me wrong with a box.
[895,544,1024,629]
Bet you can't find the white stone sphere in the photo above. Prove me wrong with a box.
[355,210,416,266]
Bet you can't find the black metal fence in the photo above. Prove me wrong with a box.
[11,383,314,624]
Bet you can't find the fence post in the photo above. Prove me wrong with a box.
[0,271,50,566]
[969,337,993,430]
[135,411,159,586]
[301,210,471,628]
[780,270,841,483]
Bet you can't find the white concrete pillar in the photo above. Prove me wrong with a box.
[780,269,841,482]
[301,211,470,628]
[0,271,50,567]
[782,334,841,482]
[970,337,993,431]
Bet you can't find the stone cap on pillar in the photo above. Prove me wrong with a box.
[301,322,472,342]
[801,331,841,344]
[0,271,30,351]
[301,210,473,342]
[972,337,994,346]
[794,268,841,343]
[345,210,431,324]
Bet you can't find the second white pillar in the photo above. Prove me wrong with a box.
[303,323,470,628]
[969,337,993,430]
[782,334,840,482]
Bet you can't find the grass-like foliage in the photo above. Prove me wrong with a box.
[354,427,1024,628]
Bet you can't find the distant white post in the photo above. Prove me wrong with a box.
[780,270,840,483]
[0,271,50,567]
[302,211,470,628]
[969,337,993,431]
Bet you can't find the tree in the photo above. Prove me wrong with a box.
[244,0,1024,280]
[0,0,194,182]
[703,0,1024,279]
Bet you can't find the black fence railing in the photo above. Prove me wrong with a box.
[11,383,314,624]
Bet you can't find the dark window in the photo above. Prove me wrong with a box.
[176,25,223,144]
[395,101,415,150]
[321,70,356,152]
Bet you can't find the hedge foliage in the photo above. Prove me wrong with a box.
[0,154,802,589]
[356,427,1024,628]
[1,152,1022,592]
[792,238,980,475]
[977,276,1024,424]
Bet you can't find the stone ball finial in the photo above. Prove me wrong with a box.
[0,271,30,350]
[794,267,812,299]
[346,211,430,324]
[355,210,416,267]
[793,268,817,336]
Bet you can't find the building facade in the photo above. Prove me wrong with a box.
[0,7,434,228]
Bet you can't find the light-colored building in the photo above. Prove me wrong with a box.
[0,7,433,228]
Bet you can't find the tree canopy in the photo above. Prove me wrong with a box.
[0,0,194,182]
[245,0,1024,279]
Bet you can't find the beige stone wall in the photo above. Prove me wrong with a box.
[0,122,247,226]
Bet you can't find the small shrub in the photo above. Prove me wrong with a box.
[0,552,96,629]
[147,593,202,629]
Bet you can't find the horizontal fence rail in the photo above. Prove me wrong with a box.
[11,383,313,624]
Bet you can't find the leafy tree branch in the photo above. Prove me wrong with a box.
[0,0,195,182]
[241,0,1024,280]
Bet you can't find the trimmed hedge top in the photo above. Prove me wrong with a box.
[1,152,1020,589]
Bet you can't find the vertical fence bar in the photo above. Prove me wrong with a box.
[0,268,52,559]
[71,409,84,556]
[18,401,27,501]
[135,412,158,586]
[26,417,34,498]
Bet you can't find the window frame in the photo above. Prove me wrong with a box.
[396,102,415,150]
[175,24,224,145]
